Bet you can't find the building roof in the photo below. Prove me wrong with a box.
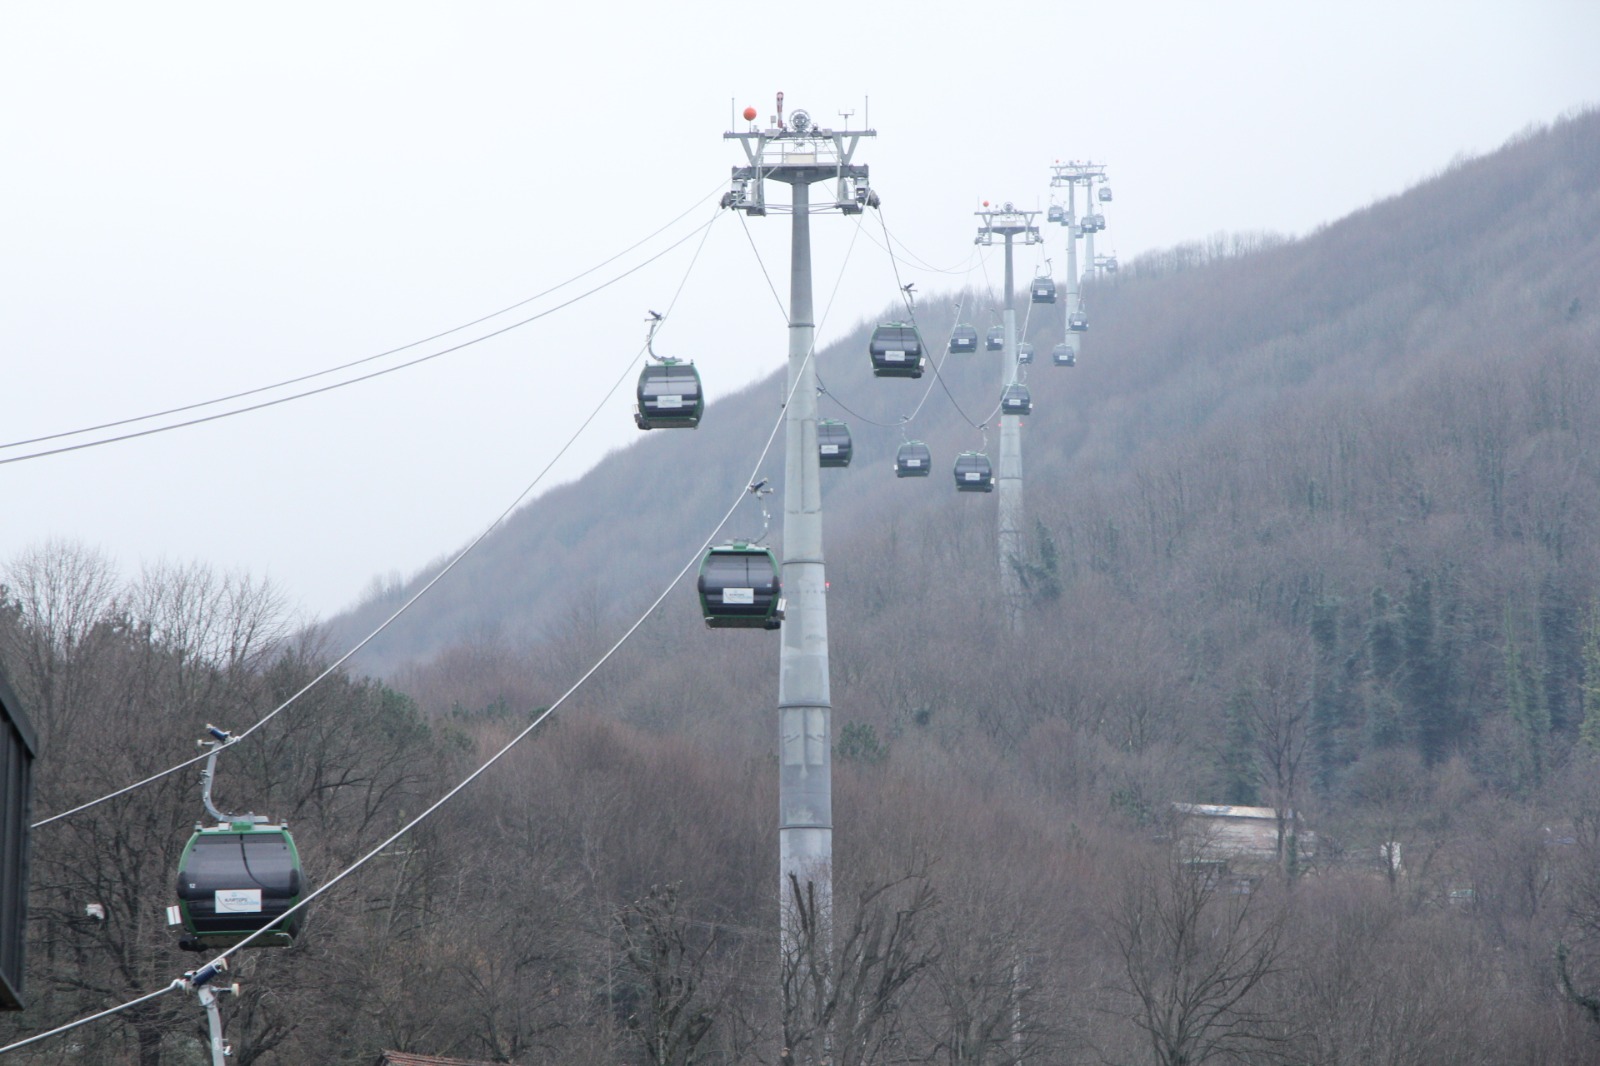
[376,1052,501,1066]
[1172,802,1317,869]
[1173,803,1291,821]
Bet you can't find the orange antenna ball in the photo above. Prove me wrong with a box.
[743,106,758,122]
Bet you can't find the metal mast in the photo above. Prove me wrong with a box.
[974,203,1040,627]
[1050,161,1107,359]
[723,96,876,1006]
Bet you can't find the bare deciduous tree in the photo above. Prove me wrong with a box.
[1107,849,1287,1066]
[781,869,939,1066]
[616,882,721,1066]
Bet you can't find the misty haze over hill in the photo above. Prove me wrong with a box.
[328,110,1600,687]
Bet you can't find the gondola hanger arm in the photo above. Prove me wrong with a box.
[197,726,265,827]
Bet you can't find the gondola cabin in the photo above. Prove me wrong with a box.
[697,544,784,629]
[868,323,925,379]
[1030,277,1057,304]
[954,452,994,493]
[1098,186,1113,202]
[1068,311,1089,333]
[1047,204,1066,224]
[1105,256,1118,274]
[1001,383,1033,416]
[1092,213,1106,230]
[175,823,304,951]
[817,420,852,468]
[1052,342,1077,367]
[634,360,704,430]
[949,324,979,354]
[1017,342,1034,365]
[985,326,1004,352]
[895,440,932,477]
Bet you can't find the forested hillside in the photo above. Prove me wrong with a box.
[6,110,1600,1064]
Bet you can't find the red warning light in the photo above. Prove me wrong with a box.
[982,200,989,207]
[743,106,758,122]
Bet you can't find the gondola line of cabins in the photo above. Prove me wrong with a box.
[630,293,1088,630]
[162,276,1096,959]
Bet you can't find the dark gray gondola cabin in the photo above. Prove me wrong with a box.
[948,324,979,354]
[985,326,1004,352]
[868,324,925,379]
[634,360,704,430]
[817,420,853,468]
[895,440,932,477]
[697,545,784,629]
[954,452,994,492]
[175,824,305,951]
[1001,383,1033,416]
[0,666,36,1011]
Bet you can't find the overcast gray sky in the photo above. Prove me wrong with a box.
[3,1,1596,621]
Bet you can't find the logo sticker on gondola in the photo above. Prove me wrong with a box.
[724,588,755,605]
[886,350,905,361]
[905,459,921,467]
[216,889,262,913]
[965,472,980,481]
[821,445,838,454]
[658,395,683,408]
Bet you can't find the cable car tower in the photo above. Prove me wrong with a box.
[1049,160,1108,361]
[974,202,1041,628]
[723,94,876,1019]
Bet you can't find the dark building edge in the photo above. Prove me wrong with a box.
[0,662,36,1011]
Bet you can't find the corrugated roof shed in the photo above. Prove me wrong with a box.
[1172,803,1316,868]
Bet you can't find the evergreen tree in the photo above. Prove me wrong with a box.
[1402,571,1443,761]
[1540,573,1583,735]
[1011,519,1063,604]
[1368,588,1403,682]
[1220,688,1259,805]
[1309,598,1343,792]
[1364,588,1409,749]
[1504,609,1551,791]
[1580,605,1600,750]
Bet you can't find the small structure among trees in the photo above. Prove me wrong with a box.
[374,1051,500,1066]
[1173,803,1316,882]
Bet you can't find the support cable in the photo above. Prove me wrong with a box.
[737,210,790,325]
[29,211,725,830]
[2,207,850,1058]
[807,208,990,433]
[1,210,725,468]
[0,981,192,1057]
[0,182,729,452]
[868,209,989,429]
[855,219,979,275]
